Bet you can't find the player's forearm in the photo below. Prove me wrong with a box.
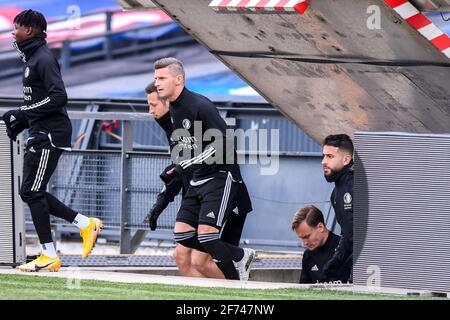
[19,94,67,118]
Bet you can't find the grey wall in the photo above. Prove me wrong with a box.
[239,154,335,250]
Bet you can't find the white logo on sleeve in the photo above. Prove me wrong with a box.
[344,192,353,210]
[311,265,319,271]
[344,193,352,204]
[206,211,215,219]
[24,67,30,78]
[182,119,191,129]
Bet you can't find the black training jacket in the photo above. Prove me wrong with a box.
[154,110,252,215]
[169,87,241,181]
[300,232,341,284]
[13,36,72,149]
[329,166,354,269]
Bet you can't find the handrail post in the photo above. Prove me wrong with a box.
[61,39,71,71]
[119,120,132,253]
[105,11,113,61]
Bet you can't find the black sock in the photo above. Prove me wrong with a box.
[198,233,239,280]
[226,243,244,261]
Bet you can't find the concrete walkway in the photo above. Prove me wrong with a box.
[0,267,342,290]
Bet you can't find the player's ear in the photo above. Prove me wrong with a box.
[25,26,33,36]
[343,153,352,166]
[318,222,325,232]
[176,74,183,86]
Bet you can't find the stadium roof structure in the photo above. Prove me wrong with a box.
[117,0,450,143]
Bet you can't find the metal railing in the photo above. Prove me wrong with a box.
[49,149,180,229]
[0,101,328,252]
[0,96,310,153]
[0,96,279,114]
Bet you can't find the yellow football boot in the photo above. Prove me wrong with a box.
[80,217,103,258]
[18,253,61,272]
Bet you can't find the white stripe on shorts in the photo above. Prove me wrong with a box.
[217,172,232,227]
[31,149,50,191]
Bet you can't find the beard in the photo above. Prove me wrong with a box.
[324,161,353,183]
[324,168,339,183]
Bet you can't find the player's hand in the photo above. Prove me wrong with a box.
[2,110,28,141]
[3,109,27,126]
[160,163,176,183]
[145,207,162,231]
[6,126,19,141]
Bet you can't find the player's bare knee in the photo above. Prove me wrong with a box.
[197,224,219,234]
[174,222,196,233]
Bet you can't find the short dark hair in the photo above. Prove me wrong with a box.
[323,134,354,155]
[154,57,185,79]
[291,205,325,231]
[14,9,47,33]
[145,81,157,95]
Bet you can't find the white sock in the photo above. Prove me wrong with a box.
[41,242,57,258]
[72,213,90,229]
